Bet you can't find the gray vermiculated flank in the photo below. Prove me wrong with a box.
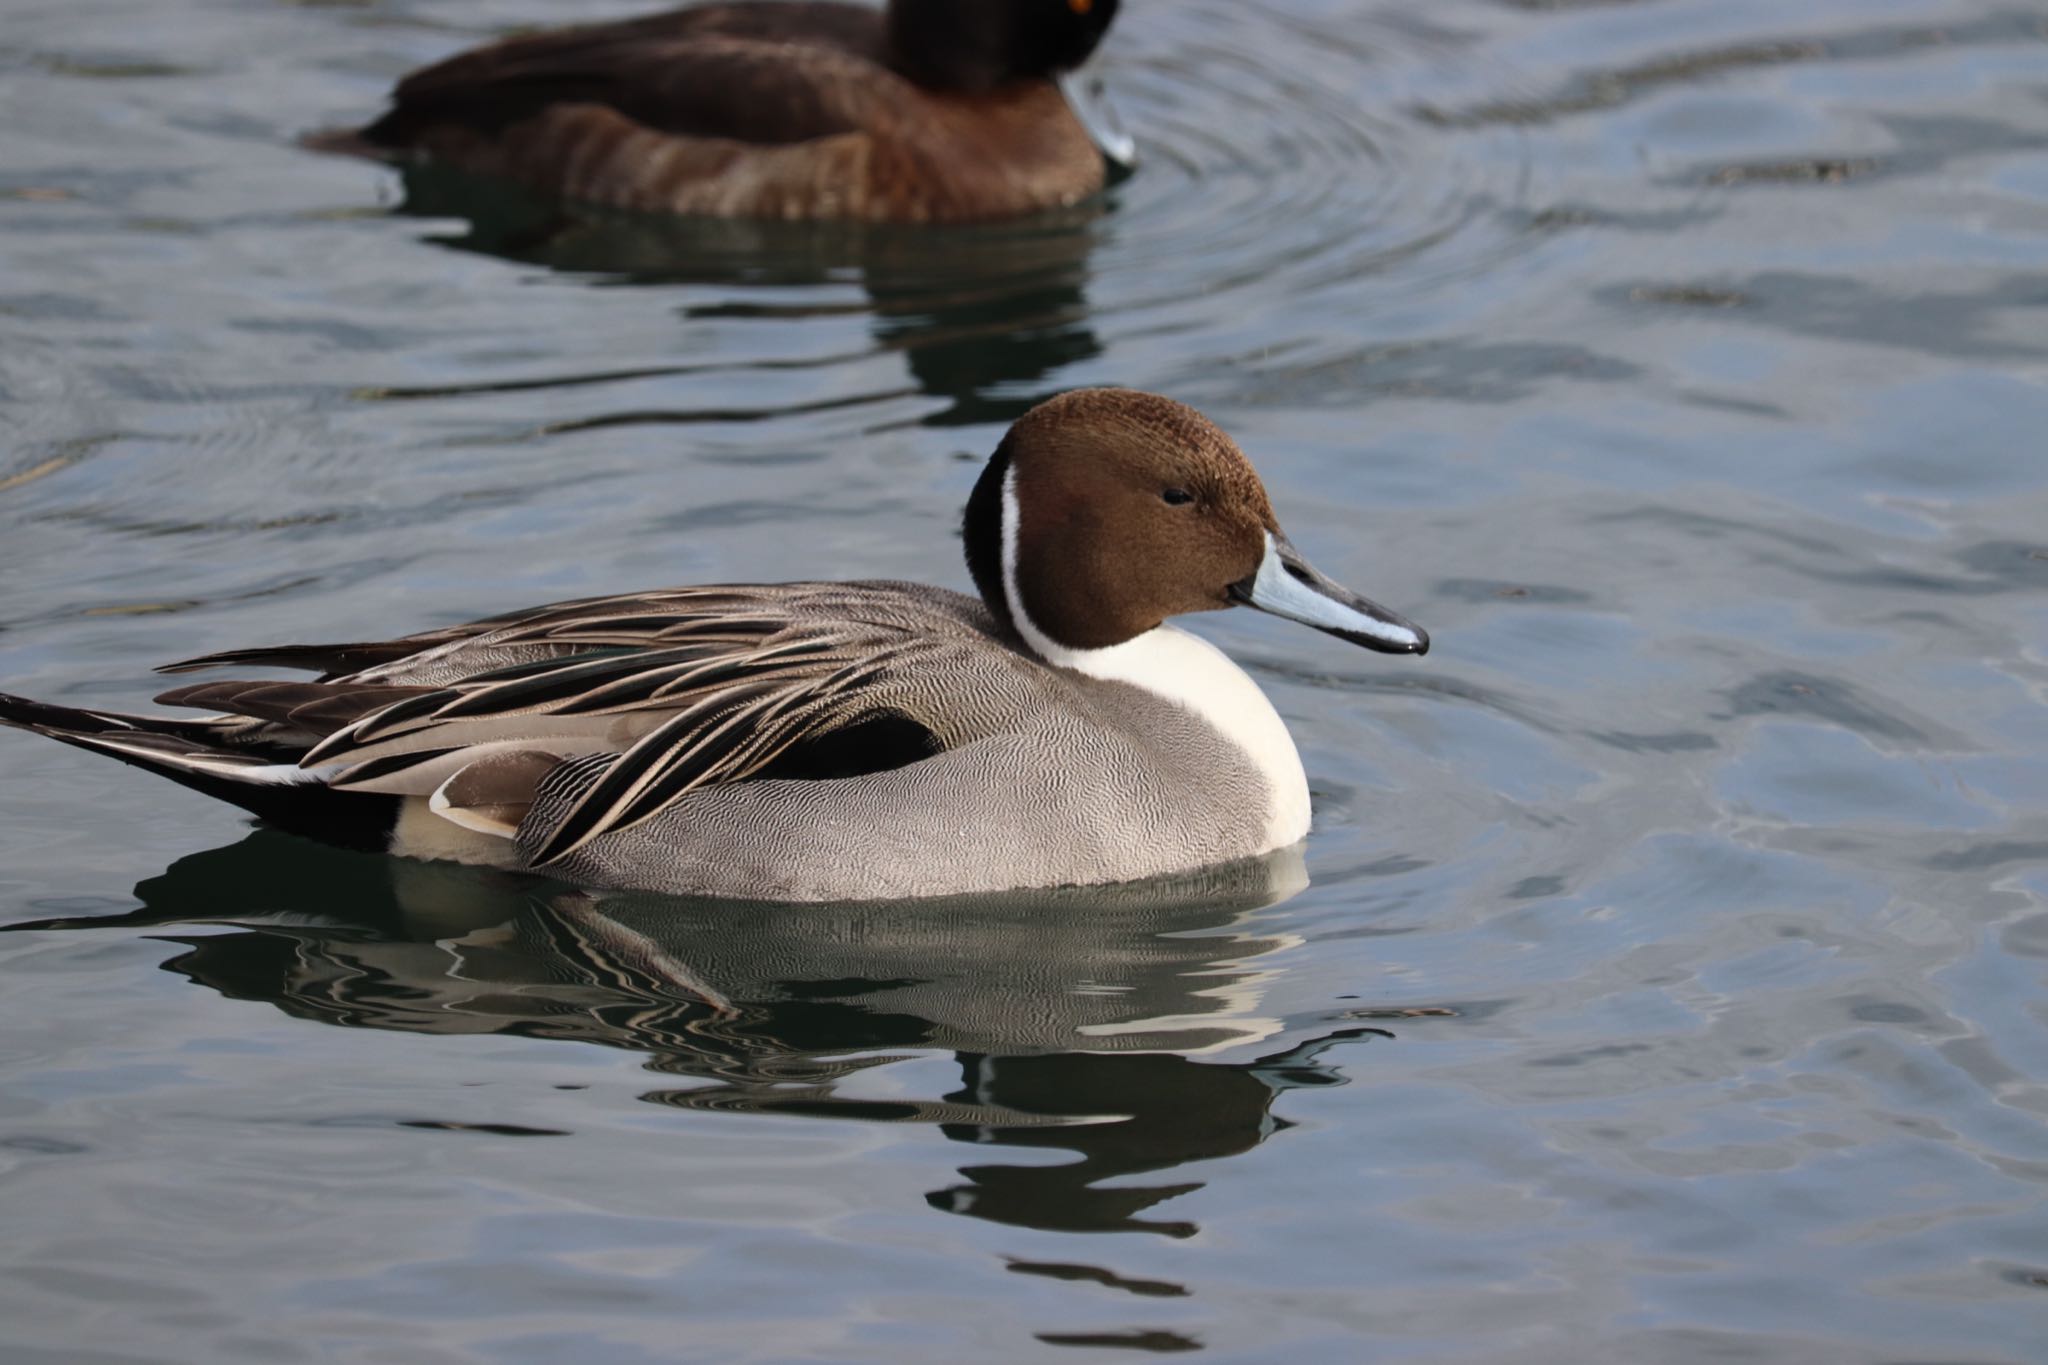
[509,585,1275,901]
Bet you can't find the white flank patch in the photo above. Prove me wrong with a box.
[392,796,524,867]
[427,776,521,839]
[1000,471,1311,849]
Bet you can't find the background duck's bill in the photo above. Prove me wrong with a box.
[1058,62,1137,170]
[1231,533,1430,655]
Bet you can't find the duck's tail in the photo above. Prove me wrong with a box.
[0,692,397,850]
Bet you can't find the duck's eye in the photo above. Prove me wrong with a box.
[1161,487,1195,507]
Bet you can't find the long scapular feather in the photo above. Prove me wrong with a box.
[155,639,429,677]
[524,650,907,866]
[526,683,783,865]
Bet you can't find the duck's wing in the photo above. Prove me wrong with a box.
[155,584,1020,867]
[362,5,894,151]
[159,586,804,685]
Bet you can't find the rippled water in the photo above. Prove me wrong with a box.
[4,0,2048,1359]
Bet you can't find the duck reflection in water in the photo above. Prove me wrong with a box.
[13,831,1423,1238]
[388,164,1110,427]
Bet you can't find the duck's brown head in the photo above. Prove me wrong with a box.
[964,389,1429,660]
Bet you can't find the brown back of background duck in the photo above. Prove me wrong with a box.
[309,0,1127,223]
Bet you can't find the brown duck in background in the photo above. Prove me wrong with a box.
[310,0,1129,223]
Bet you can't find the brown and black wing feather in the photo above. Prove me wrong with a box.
[149,584,978,863]
[300,634,949,865]
[6,585,997,861]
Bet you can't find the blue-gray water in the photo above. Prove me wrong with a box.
[4,0,2047,1360]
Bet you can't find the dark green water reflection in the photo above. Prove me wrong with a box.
[15,833,1423,1243]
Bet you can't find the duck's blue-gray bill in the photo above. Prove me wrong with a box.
[1230,532,1430,655]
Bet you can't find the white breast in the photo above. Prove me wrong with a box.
[1001,474,1312,850]
[1062,625,1313,849]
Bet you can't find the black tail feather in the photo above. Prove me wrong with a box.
[0,691,398,851]
[0,690,237,744]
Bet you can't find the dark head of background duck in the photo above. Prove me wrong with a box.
[888,0,1120,92]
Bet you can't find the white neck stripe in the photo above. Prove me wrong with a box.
[999,465,1088,669]
[998,470,1312,849]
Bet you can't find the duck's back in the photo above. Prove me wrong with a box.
[335,1,1103,222]
[366,3,887,148]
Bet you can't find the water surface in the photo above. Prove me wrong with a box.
[3,0,2047,1359]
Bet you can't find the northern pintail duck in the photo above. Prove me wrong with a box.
[0,390,1427,902]
[309,0,1131,223]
